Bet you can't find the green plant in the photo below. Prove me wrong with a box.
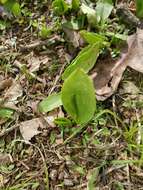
[38,0,120,126]
[61,69,96,125]
[38,92,62,113]
[62,43,102,80]
[52,0,69,15]
[1,0,21,16]
[136,0,143,18]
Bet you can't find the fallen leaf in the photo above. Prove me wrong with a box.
[25,52,41,73]
[19,116,55,141]
[126,27,143,72]
[0,78,13,91]
[19,118,44,141]
[92,53,127,100]
[63,27,80,48]
[0,153,12,164]
[4,80,23,103]
[92,27,143,101]
[119,81,140,95]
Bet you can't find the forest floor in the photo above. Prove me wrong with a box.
[1,0,143,189]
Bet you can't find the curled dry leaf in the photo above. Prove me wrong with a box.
[92,27,143,101]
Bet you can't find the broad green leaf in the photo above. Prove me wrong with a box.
[80,30,107,44]
[61,69,96,124]
[0,108,14,119]
[38,93,62,113]
[52,0,69,15]
[81,3,97,25]
[136,0,143,18]
[95,0,113,22]
[62,44,101,80]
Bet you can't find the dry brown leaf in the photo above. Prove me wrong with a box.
[93,27,143,101]
[4,80,23,102]
[127,28,143,72]
[0,153,12,164]
[19,118,43,141]
[119,81,140,95]
[0,78,12,91]
[19,116,55,141]
[63,27,81,48]
[92,53,127,100]
[25,52,42,73]
[4,80,23,109]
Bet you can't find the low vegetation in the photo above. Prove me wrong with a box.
[1,0,143,189]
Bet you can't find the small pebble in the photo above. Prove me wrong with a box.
[49,169,58,181]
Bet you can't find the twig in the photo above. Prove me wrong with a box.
[48,63,66,95]
[0,124,19,137]
[126,163,131,190]
[136,109,142,145]
[19,35,61,52]
[13,140,49,190]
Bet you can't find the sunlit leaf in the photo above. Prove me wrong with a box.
[80,30,108,44]
[38,93,62,113]
[62,44,101,80]
[61,69,96,124]
[81,3,97,25]
[52,0,69,15]
[95,0,113,22]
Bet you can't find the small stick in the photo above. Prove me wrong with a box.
[0,124,19,137]
[19,36,60,52]
[48,63,66,95]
